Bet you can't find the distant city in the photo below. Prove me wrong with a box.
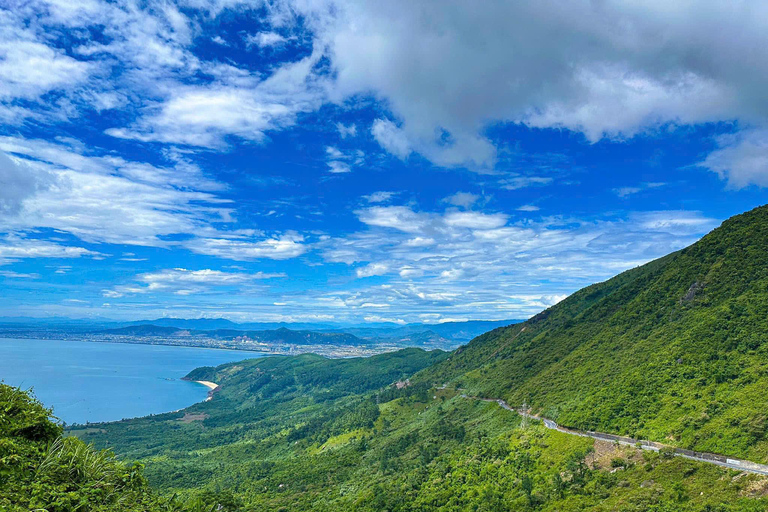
[0,318,521,358]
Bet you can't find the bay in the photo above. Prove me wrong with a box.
[0,338,264,425]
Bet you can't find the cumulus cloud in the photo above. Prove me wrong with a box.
[278,0,768,180]
[336,123,357,138]
[325,146,364,174]
[444,211,508,230]
[103,267,285,297]
[245,31,288,48]
[0,40,91,100]
[186,234,307,261]
[6,0,768,182]
[700,130,768,188]
[106,55,326,147]
[371,119,411,160]
[356,206,429,233]
[356,262,389,278]
[500,176,554,190]
[443,192,480,209]
[0,270,41,279]
[314,203,719,319]
[0,137,232,246]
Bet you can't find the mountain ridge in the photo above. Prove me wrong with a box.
[419,203,768,461]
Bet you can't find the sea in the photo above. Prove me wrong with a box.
[0,337,264,425]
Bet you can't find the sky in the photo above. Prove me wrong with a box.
[0,0,767,325]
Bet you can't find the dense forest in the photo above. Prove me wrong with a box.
[419,204,768,462]
[9,205,768,510]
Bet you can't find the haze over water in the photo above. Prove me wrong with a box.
[0,338,262,424]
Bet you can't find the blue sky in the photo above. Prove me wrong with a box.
[1,0,767,324]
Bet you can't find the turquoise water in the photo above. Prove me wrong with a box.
[0,338,264,425]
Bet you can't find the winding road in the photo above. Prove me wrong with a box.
[466,396,768,477]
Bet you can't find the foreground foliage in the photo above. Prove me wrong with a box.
[0,383,250,511]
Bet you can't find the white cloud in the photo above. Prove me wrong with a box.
[4,0,768,183]
[325,145,364,174]
[106,63,323,147]
[0,152,53,215]
[356,206,429,233]
[337,123,357,138]
[443,192,480,209]
[444,211,508,230]
[614,182,665,197]
[261,0,768,177]
[700,129,768,188]
[245,31,288,48]
[371,119,411,160]
[356,262,389,278]
[315,203,719,319]
[500,176,554,190]
[0,234,100,265]
[517,205,540,212]
[327,160,351,174]
[363,191,397,203]
[187,234,307,261]
[402,237,435,247]
[0,139,231,246]
[103,267,285,297]
[0,270,41,279]
[0,40,91,100]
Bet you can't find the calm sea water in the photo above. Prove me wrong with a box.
[0,338,264,425]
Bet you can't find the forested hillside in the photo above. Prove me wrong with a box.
[420,204,768,461]
[73,348,768,510]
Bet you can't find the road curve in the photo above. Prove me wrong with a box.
[465,396,768,477]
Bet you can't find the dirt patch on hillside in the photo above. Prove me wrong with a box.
[179,412,209,423]
[740,477,768,497]
[586,439,644,470]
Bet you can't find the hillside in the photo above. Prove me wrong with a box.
[420,204,768,461]
[0,384,232,511]
[72,349,768,511]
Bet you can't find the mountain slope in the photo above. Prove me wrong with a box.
[420,204,768,461]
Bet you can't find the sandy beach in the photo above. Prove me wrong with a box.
[195,380,219,390]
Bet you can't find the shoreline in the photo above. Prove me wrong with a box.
[194,380,218,391]
[194,380,219,402]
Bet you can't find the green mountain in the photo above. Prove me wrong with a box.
[421,203,768,461]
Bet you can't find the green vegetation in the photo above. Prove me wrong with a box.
[26,204,768,509]
[0,383,227,511]
[419,204,768,462]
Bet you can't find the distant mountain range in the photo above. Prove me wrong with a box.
[0,317,522,343]
[96,325,368,346]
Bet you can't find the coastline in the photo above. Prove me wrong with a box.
[195,380,218,391]
[194,380,219,401]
